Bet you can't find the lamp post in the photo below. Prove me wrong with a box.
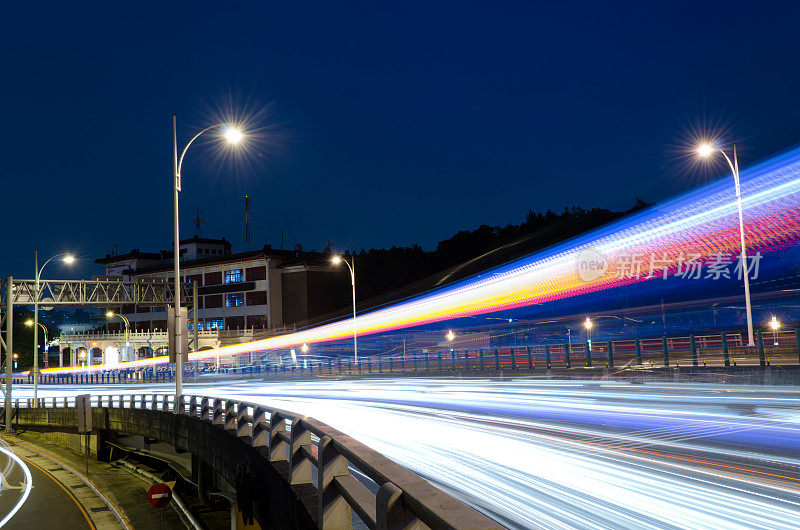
[32,252,74,404]
[770,316,780,346]
[697,142,755,346]
[332,255,357,364]
[25,319,48,367]
[106,311,130,360]
[584,317,593,351]
[173,115,243,406]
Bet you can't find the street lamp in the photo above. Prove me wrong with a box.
[32,252,74,404]
[446,330,455,342]
[769,315,780,346]
[25,319,48,367]
[301,343,309,353]
[697,142,755,346]
[173,116,243,406]
[106,311,131,360]
[12,354,18,371]
[332,255,358,365]
[584,317,593,351]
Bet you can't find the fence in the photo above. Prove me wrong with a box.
[12,328,800,386]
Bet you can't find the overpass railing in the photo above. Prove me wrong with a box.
[11,393,500,530]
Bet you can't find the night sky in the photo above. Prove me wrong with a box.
[2,2,800,280]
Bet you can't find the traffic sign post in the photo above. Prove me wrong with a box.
[148,482,172,527]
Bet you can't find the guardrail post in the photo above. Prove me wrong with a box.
[269,412,287,461]
[757,330,765,367]
[224,401,236,430]
[290,420,312,485]
[510,348,516,369]
[479,349,484,370]
[545,345,551,368]
[237,404,252,440]
[378,356,382,374]
[252,407,269,447]
[564,344,571,368]
[450,349,455,371]
[527,346,533,369]
[690,334,697,367]
[412,353,417,372]
[662,336,669,367]
[437,351,443,371]
[201,397,211,422]
[585,341,592,367]
[635,338,642,365]
[318,435,352,529]
[189,396,198,417]
[424,353,430,372]
[607,341,614,369]
[493,348,499,370]
[162,395,170,412]
[722,332,730,367]
[377,481,419,530]
[151,394,158,410]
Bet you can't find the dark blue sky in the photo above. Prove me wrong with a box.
[2,1,800,279]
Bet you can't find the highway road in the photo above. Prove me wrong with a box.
[21,377,800,529]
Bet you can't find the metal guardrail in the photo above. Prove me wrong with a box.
[12,394,501,530]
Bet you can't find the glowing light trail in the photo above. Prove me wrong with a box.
[40,145,800,374]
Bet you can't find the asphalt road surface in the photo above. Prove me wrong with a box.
[0,444,92,529]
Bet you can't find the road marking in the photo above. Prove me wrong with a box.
[15,454,95,530]
[0,447,32,528]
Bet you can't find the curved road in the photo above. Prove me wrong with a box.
[24,377,800,529]
[0,444,92,529]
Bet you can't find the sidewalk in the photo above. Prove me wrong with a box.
[2,432,187,529]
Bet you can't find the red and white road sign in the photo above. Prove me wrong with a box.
[147,483,172,508]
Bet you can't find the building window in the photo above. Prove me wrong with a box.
[225,293,244,307]
[246,291,267,306]
[206,319,223,331]
[246,266,266,281]
[205,271,222,285]
[225,269,243,283]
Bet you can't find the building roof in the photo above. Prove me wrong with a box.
[95,249,164,265]
[97,245,333,275]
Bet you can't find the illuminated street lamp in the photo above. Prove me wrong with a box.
[301,343,309,353]
[697,142,755,346]
[106,311,131,360]
[78,349,87,368]
[173,116,243,405]
[770,316,780,346]
[332,255,358,365]
[12,354,18,370]
[446,330,455,342]
[584,317,593,351]
[32,252,74,404]
[25,319,48,363]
